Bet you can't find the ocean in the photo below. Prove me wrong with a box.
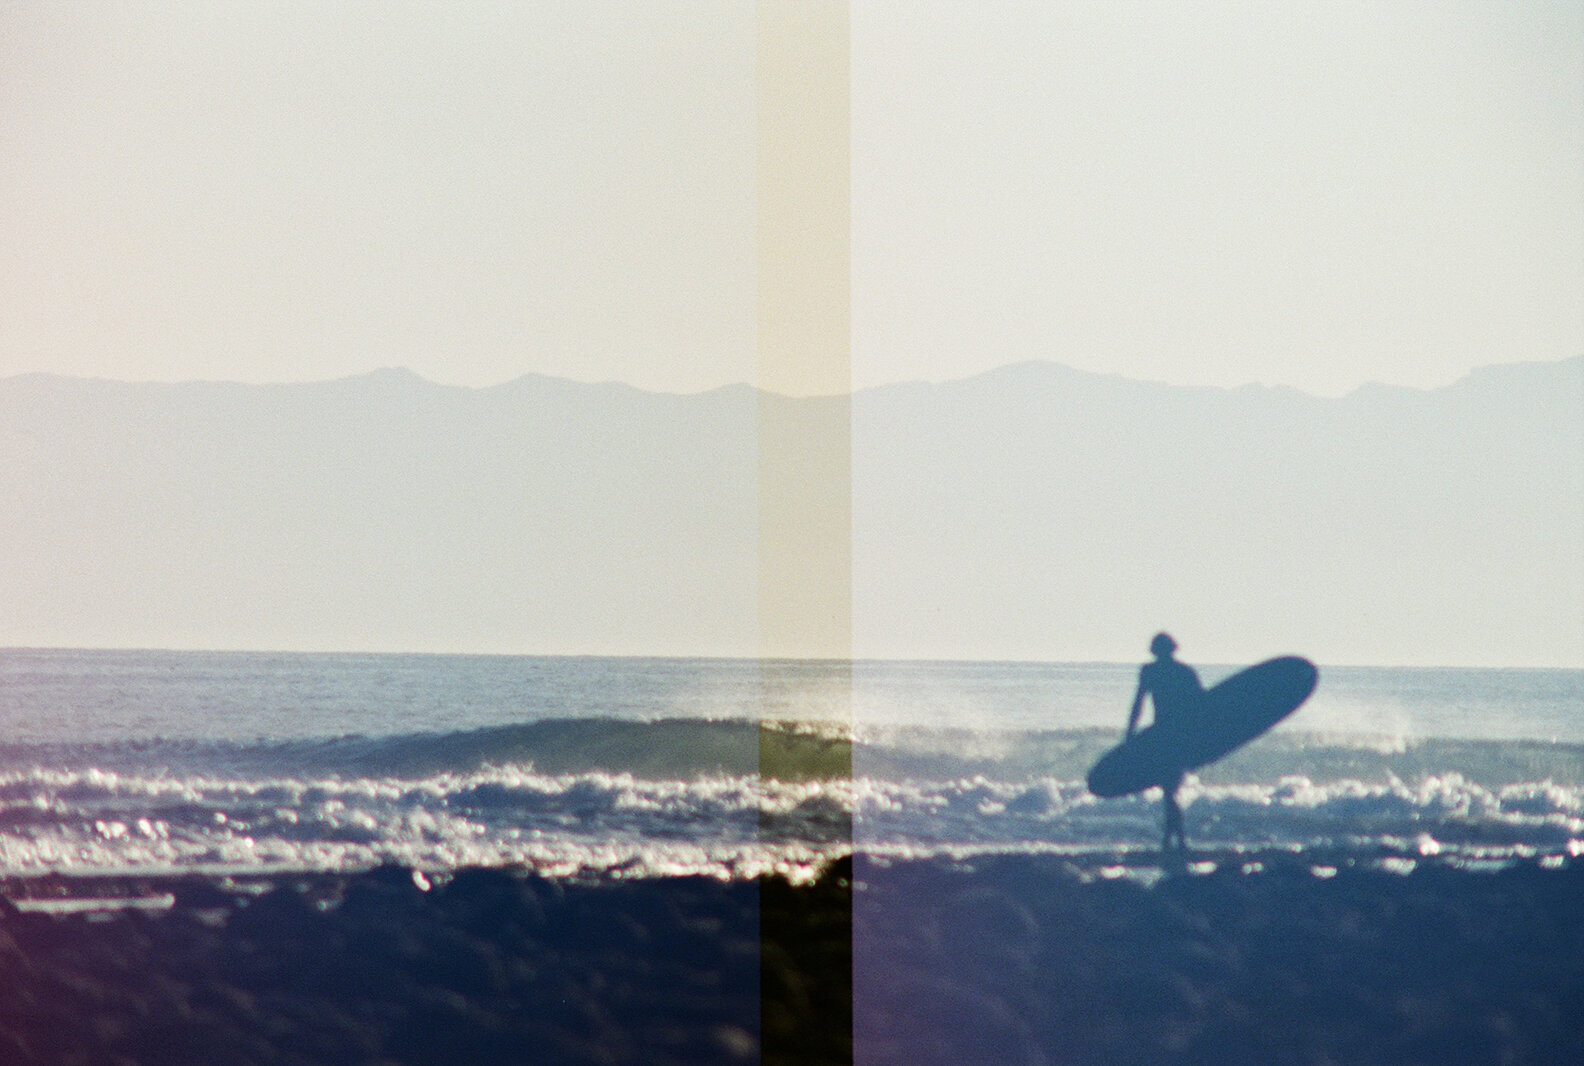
[0,649,1579,883]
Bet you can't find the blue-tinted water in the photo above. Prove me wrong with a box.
[0,649,1578,879]
[2,649,1577,742]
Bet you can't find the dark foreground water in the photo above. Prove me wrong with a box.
[0,854,1579,1066]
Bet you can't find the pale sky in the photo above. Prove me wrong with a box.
[2,2,1581,397]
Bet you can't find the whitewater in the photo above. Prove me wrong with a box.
[0,650,1578,881]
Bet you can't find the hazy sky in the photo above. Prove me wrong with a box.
[2,2,1580,396]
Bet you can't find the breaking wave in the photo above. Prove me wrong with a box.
[4,718,1580,784]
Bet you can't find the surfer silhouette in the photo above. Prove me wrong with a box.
[1124,632,1204,855]
[1090,637,1317,864]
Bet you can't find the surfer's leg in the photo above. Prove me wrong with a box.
[1162,775,1186,854]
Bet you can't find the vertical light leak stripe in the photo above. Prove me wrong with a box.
[756,0,851,667]
[757,8,854,1057]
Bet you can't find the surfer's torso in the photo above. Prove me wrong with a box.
[1139,658,1203,730]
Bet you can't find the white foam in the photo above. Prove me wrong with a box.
[2,762,1582,879]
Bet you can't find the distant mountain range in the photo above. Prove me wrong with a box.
[852,357,1582,666]
[1,357,1578,666]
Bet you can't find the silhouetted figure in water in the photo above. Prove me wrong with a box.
[1125,632,1204,856]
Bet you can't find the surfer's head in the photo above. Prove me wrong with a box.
[1149,632,1177,659]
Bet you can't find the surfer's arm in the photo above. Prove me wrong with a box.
[1124,683,1146,738]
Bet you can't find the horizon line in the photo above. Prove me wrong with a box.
[1,645,1577,673]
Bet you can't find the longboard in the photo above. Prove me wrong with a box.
[1086,656,1318,798]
